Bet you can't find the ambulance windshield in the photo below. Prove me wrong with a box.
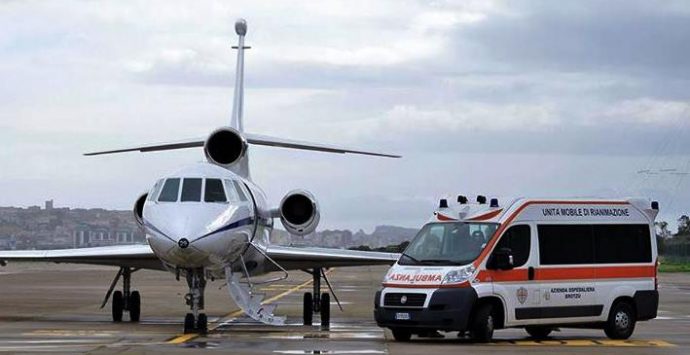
[400,222,498,266]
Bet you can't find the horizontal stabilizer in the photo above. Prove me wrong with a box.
[84,139,204,156]
[84,133,400,158]
[245,133,400,158]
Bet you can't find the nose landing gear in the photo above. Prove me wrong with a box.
[183,268,208,334]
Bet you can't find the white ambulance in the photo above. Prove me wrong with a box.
[375,196,659,342]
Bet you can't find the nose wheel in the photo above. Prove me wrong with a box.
[183,268,208,334]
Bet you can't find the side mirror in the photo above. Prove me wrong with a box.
[488,248,514,270]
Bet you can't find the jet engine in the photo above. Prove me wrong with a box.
[204,127,248,167]
[133,193,148,228]
[279,190,320,236]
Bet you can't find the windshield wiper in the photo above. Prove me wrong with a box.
[400,252,421,264]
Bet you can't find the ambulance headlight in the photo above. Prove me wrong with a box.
[442,265,475,285]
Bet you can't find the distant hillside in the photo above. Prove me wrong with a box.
[274,225,418,249]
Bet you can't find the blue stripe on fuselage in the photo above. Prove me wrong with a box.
[197,217,255,240]
[143,217,255,243]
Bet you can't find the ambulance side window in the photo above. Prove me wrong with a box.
[538,225,594,264]
[494,225,531,267]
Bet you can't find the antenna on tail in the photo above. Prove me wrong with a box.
[231,19,250,132]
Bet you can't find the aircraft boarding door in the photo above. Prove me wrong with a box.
[488,224,539,325]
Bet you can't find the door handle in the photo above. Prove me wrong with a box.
[528,267,535,280]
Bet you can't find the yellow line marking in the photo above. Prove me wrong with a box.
[167,270,331,345]
[500,339,674,347]
[167,333,197,345]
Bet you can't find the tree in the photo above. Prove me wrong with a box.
[677,215,690,236]
[655,221,671,239]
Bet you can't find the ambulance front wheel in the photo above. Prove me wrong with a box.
[605,301,636,339]
[391,328,412,342]
[469,303,495,343]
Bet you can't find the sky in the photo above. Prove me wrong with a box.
[1,0,690,232]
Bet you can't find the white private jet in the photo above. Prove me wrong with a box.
[0,19,401,334]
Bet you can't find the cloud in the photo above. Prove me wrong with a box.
[3,0,690,231]
[601,98,690,126]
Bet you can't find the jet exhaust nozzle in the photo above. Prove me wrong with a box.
[279,190,320,236]
[204,127,248,168]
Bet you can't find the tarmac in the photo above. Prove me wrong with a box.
[0,262,689,354]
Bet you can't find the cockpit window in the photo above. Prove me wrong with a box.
[204,179,227,203]
[158,178,180,202]
[148,179,164,201]
[233,180,249,202]
[223,179,244,202]
[181,178,202,202]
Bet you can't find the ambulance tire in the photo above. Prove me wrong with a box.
[469,303,495,343]
[112,291,124,322]
[303,292,313,326]
[525,326,552,339]
[391,328,412,342]
[605,301,636,339]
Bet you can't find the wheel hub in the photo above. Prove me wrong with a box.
[615,311,629,330]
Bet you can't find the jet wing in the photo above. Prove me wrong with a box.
[0,244,164,271]
[265,245,400,271]
[84,133,400,158]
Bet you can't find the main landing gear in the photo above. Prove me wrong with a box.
[302,268,341,328]
[183,268,208,334]
[102,267,141,322]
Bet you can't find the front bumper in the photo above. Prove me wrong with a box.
[374,287,477,331]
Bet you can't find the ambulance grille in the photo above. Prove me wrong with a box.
[384,293,426,308]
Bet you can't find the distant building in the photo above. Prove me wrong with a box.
[0,201,145,250]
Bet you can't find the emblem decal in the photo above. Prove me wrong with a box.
[400,295,408,305]
[178,238,190,249]
[517,287,528,304]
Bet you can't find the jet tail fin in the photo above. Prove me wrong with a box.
[230,19,248,132]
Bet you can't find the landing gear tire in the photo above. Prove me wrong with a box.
[129,291,141,322]
[320,293,330,328]
[197,313,208,334]
[112,290,124,322]
[184,313,195,334]
[525,326,552,339]
[303,292,313,326]
[605,301,636,339]
[469,303,495,343]
[391,328,412,342]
